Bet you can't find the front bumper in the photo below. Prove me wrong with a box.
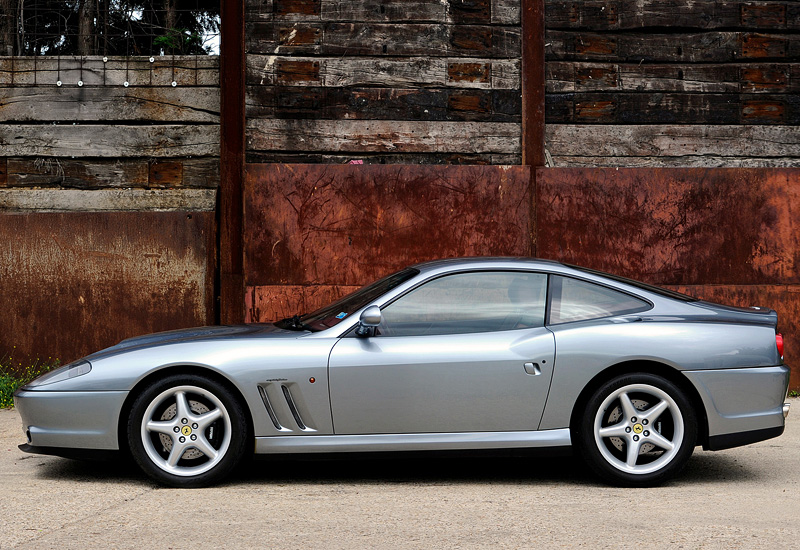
[14,389,128,451]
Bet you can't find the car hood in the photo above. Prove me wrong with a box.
[86,324,304,362]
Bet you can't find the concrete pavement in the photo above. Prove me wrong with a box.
[2,400,798,549]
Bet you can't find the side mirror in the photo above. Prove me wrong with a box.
[355,305,382,337]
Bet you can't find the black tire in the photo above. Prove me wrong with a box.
[127,373,248,488]
[576,373,697,487]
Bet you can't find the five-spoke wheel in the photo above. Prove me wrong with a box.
[577,373,697,487]
[127,374,248,487]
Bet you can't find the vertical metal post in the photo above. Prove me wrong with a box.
[218,0,246,324]
[521,0,546,167]
[521,0,546,256]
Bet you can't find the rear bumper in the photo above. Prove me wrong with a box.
[683,364,790,449]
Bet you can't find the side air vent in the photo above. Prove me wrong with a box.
[258,382,315,432]
[281,385,308,430]
[258,385,284,430]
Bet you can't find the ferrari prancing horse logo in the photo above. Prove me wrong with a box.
[633,424,644,434]
[181,425,193,436]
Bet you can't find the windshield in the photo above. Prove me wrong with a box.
[275,268,420,332]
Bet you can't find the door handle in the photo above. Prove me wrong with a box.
[523,362,541,376]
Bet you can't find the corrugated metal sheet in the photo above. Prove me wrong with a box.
[0,212,215,366]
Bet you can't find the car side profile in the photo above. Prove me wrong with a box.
[14,258,790,487]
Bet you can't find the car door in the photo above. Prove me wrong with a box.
[328,271,555,435]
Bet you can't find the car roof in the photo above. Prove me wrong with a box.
[410,257,566,274]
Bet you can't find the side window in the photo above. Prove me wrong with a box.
[379,271,547,337]
[549,276,650,324]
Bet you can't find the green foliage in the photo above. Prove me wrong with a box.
[789,390,799,398]
[154,28,204,54]
[0,352,59,409]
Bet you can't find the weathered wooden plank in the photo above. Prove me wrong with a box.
[246,23,521,58]
[246,86,521,121]
[546,31,799,62]
[273,0,321,19]
[0,87,219,122]
[246,0,274,21]
[0,125,220,157]
[547,62,800,93]
[6,157,220,189]
[246,55,521,89]
[7,158,148,188]
[492,0,521,24]
[320,0,448,22]
[546,92,799,125]
[0,56,219,87]
[545,1,800,31]
[245,151,521,164]
[0,158,6,186]
[246,119,521,153]
[0,188,217,212]
[548,155,800,168]
[545,124,800,159]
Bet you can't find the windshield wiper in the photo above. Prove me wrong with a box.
[277,314,312,331]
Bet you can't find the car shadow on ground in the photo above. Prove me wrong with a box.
[30,449,760,487]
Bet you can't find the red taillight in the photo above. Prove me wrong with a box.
[776,333,784,360]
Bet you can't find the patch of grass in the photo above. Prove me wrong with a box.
[0,352,60,409]
[789,390,799,398]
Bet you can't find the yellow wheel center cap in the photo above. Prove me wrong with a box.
[181,425,193,436]
[633,424,644,434]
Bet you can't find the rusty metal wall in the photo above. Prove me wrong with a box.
[536,167,799,388]
[244,163,532,321]
[0,212,216,367]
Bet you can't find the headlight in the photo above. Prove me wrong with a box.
[24,360,92,388]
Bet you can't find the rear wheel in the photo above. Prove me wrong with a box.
[577,373,697,487]
[127,374,248,488]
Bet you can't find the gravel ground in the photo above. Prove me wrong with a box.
[1,400,798,549]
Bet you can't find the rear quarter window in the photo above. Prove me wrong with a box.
[549,276,651,325]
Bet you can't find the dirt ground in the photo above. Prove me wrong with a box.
[1,400,798,549]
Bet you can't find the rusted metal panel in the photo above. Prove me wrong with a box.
[536,168,800,286]
[667,285,799,391]
[0,211,215,366]
[244,164,532,286]
[245,284,359,323]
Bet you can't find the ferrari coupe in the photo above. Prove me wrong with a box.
[14,258,790,487]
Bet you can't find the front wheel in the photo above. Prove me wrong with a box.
[127,374,248,488]
[576,373,697,487]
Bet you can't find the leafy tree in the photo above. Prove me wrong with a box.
[0,0,219,56]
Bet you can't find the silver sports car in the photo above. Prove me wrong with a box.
[15,258,790,487]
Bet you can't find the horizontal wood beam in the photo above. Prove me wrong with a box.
[0,188,217,211]
[246,55,520,89]
[546,62,800,93]
[0,56,219,87]
[246,119,521,153]
[0,125,220,157]
[0,88,219,122]
[1,157,219,189]
[245,0,520,24]
[546,124,800,158]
